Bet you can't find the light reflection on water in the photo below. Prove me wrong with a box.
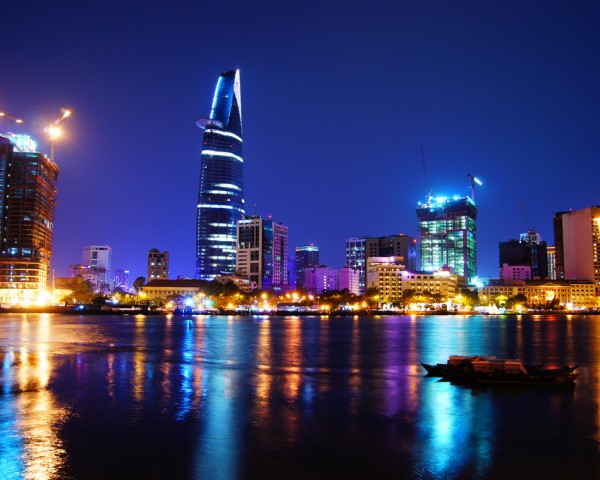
[0,313,599,479]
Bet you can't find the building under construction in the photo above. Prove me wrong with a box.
[417,195,477,283]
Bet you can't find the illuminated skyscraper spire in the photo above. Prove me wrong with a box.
[195,70,245,280]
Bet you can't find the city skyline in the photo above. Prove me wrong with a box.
[1,1,599,281]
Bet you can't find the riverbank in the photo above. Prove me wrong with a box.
[1,306,599,316]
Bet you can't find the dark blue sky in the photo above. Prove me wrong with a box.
[1,1,599,281]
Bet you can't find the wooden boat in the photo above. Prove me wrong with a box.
[422,355,578,386]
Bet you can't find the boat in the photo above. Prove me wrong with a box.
[422,355,578,386]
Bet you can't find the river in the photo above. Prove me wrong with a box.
[0,313,599,479]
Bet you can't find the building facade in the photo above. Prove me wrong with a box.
[417,196,477,282]
[195,69,245,280]
[148,249,169,281]
[305,266,339,294]
[498,232,548,280]
[82,246,112,284]
[338,266,360,295]
[0,135,59,304]
[295,244,319,290]
[499,263,532,281]
[236,215,288,290]
[69,264,106,293]
[547,245,556,280]
[365,257,406,302]
[365,260,463,304]
[345,234,416,294]
[555,207,600,292]
[478,279,596,309]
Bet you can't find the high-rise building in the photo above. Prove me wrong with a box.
[235,215,288,290]
[305,265,339,294]
[338,267,360,295]
[547,246,556,280]
[83,246,111,280]
[148,249,169,281]
[498,232,548,280]
[287,254,296,289]
[195,69,245,280]
[295,244,319,290]
[554,207,600,292]
[113,268,130,292]
[417,196,477,282]
[553,211,569,280]
[346,234,417,293]
[0,135,59,304]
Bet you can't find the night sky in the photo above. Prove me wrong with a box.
[1,1,599,282]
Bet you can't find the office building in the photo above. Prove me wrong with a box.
[148,249,169,281]
[498,232,548,280]
[82,245,112,285]
[305,266,339,294]
[70,264,106,293]
[417,196,477,282]
[553,211,568,280]
[499,263,531,281]
[287,255,296,289]
[195,69,245,280]
[113,269,130,292]
[295,244,319,290]
[547,246,556,280]
[345,234,416,294]
[235,215,288,290]
[0,135,59,304]
[365,257,406,302]
[554,207,600,292]
[338,266,360,295]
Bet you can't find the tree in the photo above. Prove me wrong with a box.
[65,280,94,305]
[133,276,146,293]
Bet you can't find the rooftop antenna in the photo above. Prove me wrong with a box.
[420,145,431,201]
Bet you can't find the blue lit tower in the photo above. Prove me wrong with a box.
[417,195,478,282]
[195,70,245,280]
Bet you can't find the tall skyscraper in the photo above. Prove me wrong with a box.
[295,244,319,290]
[148,249,169,281]
[0,135,59,304]
[554,206,600,292]
[345,234,416,293]
[417,195,477,282]
[195,69,245,280]
[235,215,288,290]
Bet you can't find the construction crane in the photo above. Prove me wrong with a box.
[0,111,24,125]
[44,108,73,162]
[420,145,432,202]
[466,173,482,202]
[518,197,534,233]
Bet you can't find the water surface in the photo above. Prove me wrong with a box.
[1,313,599,479]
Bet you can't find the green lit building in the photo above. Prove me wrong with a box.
[416,195,477,282]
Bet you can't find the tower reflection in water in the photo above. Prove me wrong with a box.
[0,314,66,479]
